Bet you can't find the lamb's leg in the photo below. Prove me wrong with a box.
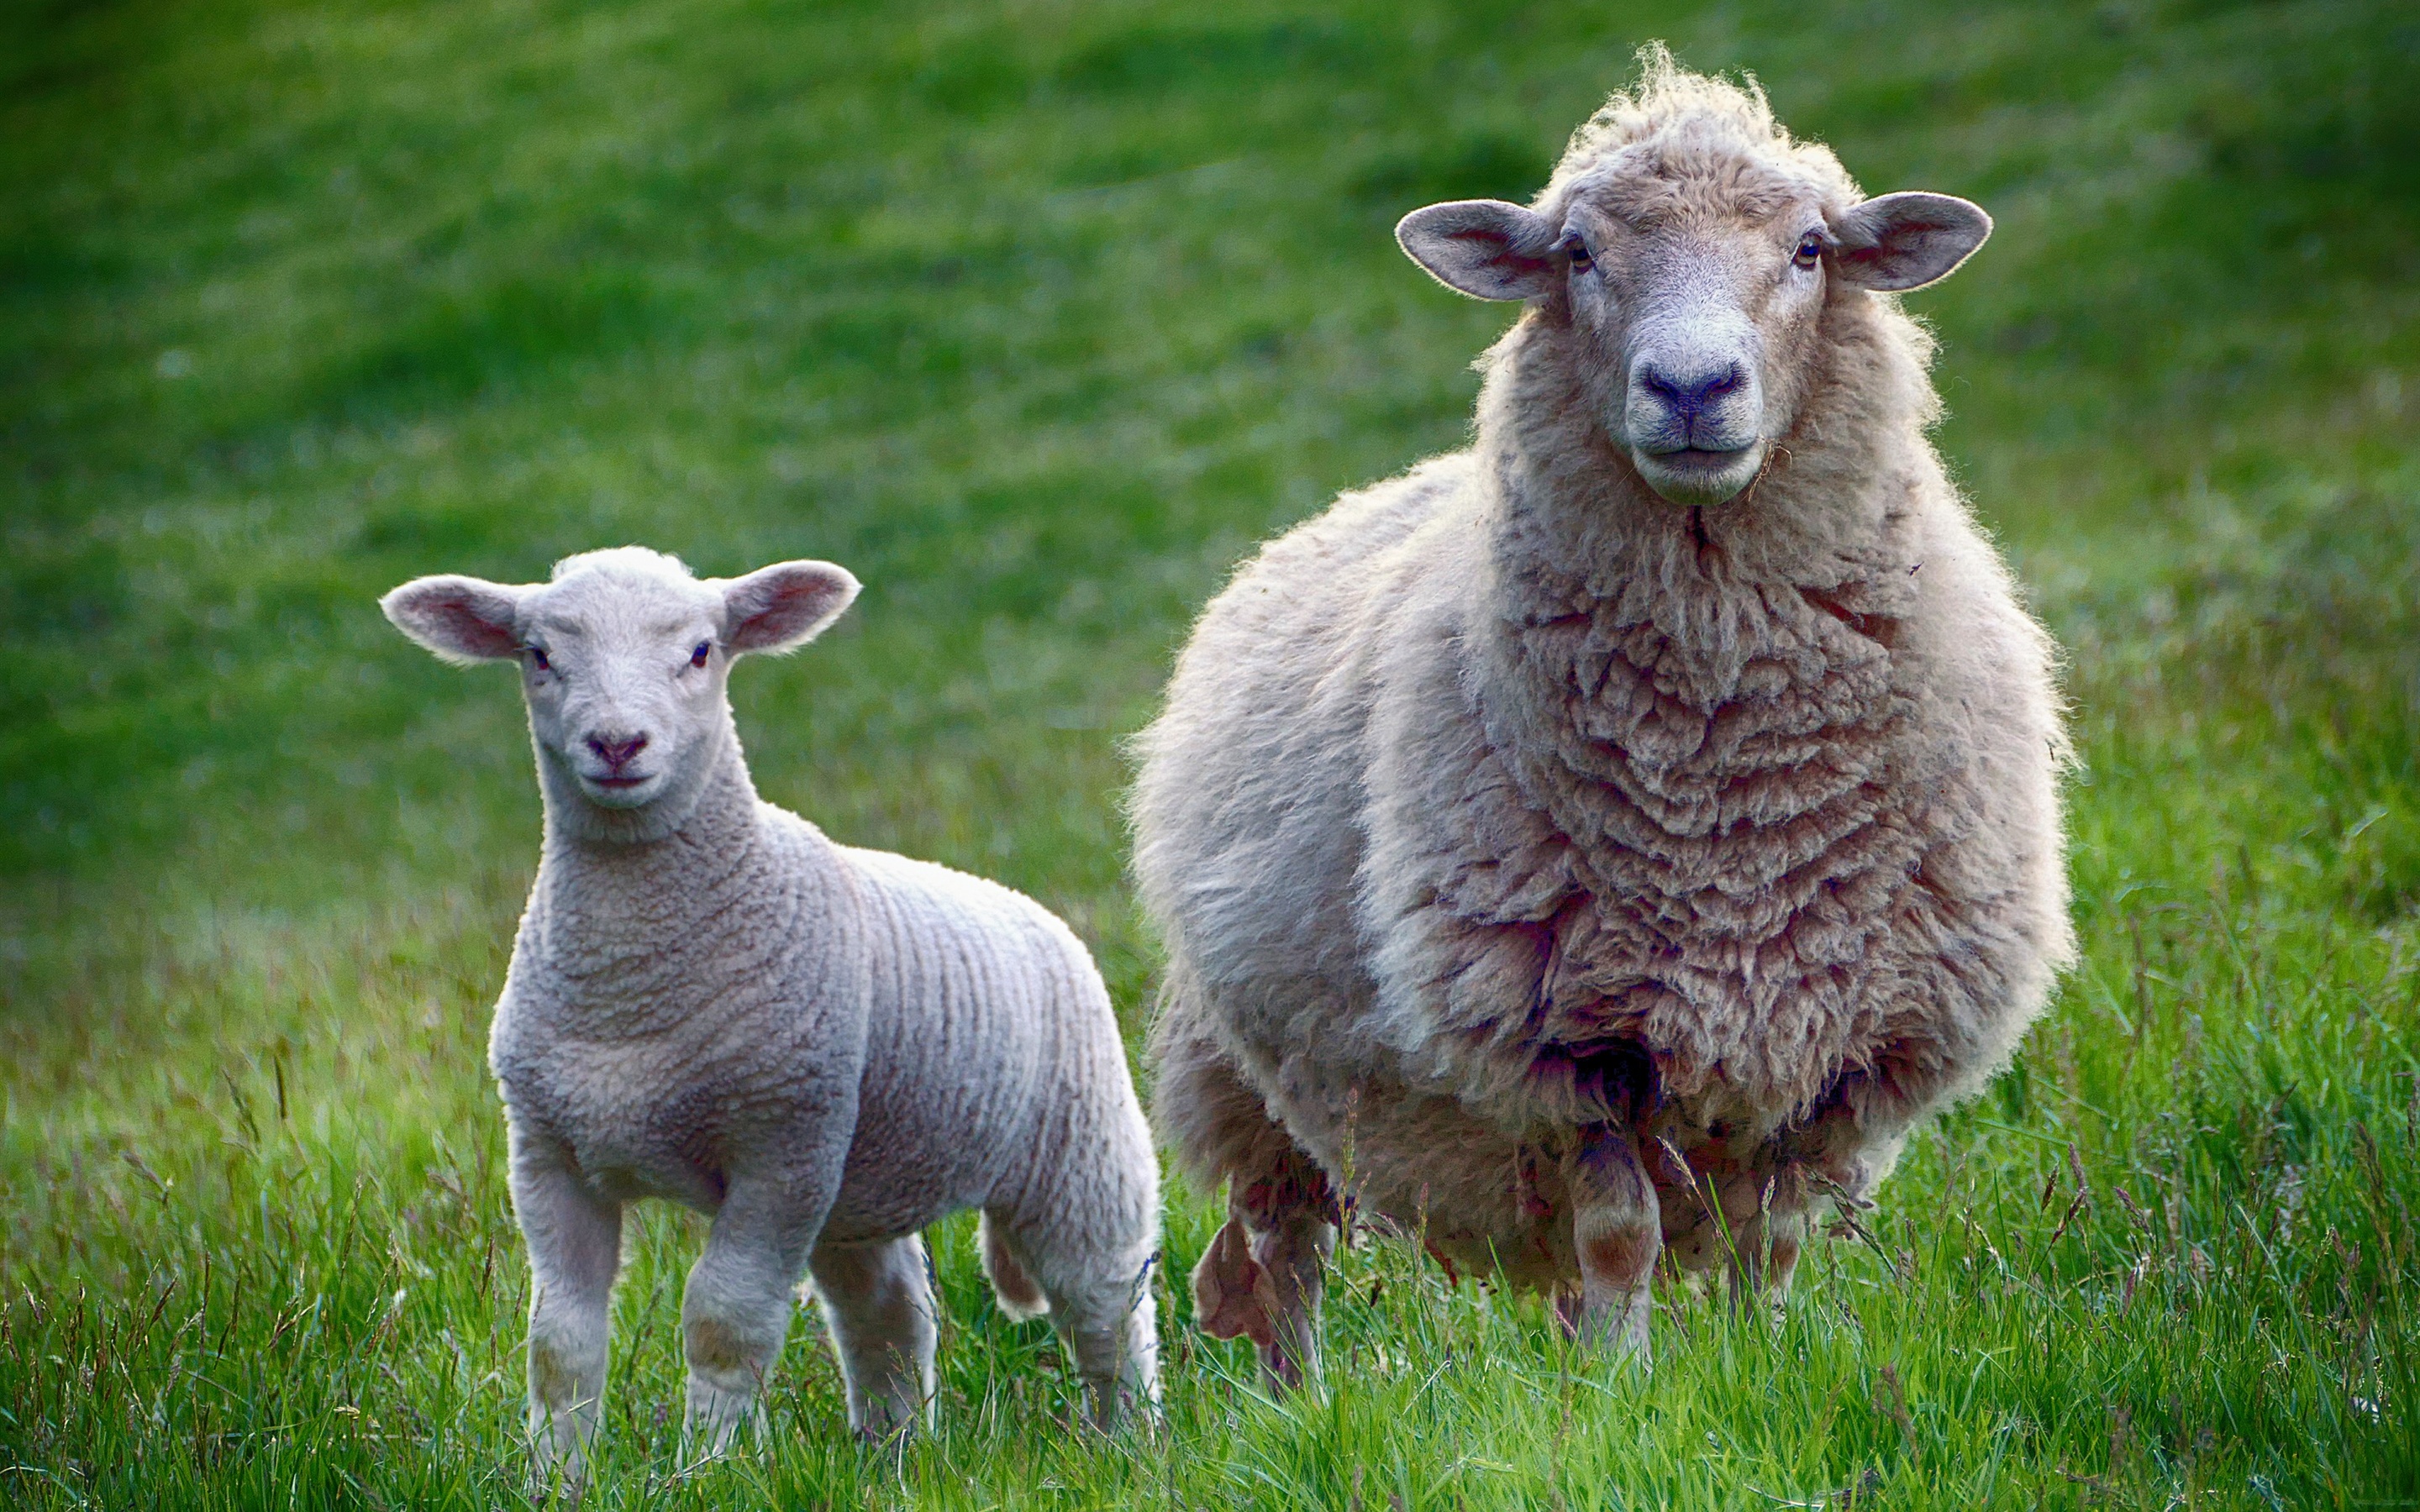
[679,1179,823,1462]
[1039,1261,1161,1431]
[806,1235,939,1441]
[1567,1121,1659,1359]
[978,1209,1161,1430]
[510,1133,623,1491]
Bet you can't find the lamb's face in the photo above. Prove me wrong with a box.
[1396,139,1990,508]
[381,548,859,833]
[511,564,736,811]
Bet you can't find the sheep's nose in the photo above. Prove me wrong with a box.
[1635,359,1745,422]
[587,732,649,770]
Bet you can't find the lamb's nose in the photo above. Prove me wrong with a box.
[1637,360,1745,422]
[587,732,649,770]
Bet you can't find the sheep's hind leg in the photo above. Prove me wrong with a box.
[1710,1164,1811,1322]
[1153,1012,1335,1390]
[1192,1149,1337,1390]
[1567,1122,1659,1360]
[1042,1259,1161,1431]
[807,1235,938,1442]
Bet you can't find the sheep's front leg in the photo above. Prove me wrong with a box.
[680,1179,823,1462]
[807,1235,937,1441]
[1567,1122,1659,1360]
[511,1134,623,1491]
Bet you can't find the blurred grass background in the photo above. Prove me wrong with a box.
[3,0,2417,1506]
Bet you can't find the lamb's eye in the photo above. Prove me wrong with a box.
[689,641,712,669]
[1793,233,1824,269]
[528,647,550,672]
[1561,234,1593,274]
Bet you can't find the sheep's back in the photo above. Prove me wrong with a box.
[1133,454,1478,1014]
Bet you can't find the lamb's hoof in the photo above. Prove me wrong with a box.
[1190,1217,1279,1351]
[678,1388,758,1473]
[848,1397,927,1449]
[526,1446,592,1505]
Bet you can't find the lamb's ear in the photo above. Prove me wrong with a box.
[381,575,529,664]
[1831,192,1992,292]
[1396,200,1564,301]
[718,560,860,654]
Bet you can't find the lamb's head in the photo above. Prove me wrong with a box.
[1396,49,1990,508]
[381,548,858,836]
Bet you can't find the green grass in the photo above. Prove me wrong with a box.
[4,0,2418,1504]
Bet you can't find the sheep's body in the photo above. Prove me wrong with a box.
[497,785,1145,1257]
[1134,58,2070,1373]
[381,548,1155,1479]
[500,762,1158,1447]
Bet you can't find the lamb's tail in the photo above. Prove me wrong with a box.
[980,1213,1050,1322]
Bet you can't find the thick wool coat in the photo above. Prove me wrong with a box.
[495,743,1155,1276]
[1133,91,2070,1289]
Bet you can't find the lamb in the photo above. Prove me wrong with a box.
[381,547,1159,1482]
[1132,49,2071,1383]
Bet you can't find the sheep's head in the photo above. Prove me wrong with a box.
[1396,49,1988,508]
[381,548,857,835]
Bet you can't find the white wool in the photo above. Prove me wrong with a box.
[1134,53,2070,1368]
[382,548,1157,1480]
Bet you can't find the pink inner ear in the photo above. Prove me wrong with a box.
[429,594,518,657]
[1446,226,1553,280]
[729,572,848,649]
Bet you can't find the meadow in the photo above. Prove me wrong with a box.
[3,0,2418,1504]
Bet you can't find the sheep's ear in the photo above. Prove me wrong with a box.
[1831,192,1991,292]
[1396,200,1564,301]
[718,560,860,654]
[381,575,529,664]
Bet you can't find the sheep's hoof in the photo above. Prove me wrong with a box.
[1556,1285,1654,1363]
[1190,1217,1278,1351]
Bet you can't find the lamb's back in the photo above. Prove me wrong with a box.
[818,845,1128,1242]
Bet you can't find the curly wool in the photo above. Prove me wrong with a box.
[1133,59,2072,1281]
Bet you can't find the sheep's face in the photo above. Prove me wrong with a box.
[381,548,858,836]
[1397,165,1988,507]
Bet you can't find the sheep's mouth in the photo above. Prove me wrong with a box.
[579,770,662,806]
[1630,440,1767,507]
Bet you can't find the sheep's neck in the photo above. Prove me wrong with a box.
[1476,305,1925,685]
[1470,325,1928,859]
[525,748,799,1031]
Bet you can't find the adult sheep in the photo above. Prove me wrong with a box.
[1133,50,2071,1381]
[382,548,1158,1483]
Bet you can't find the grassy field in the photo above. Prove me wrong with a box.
[5,0,2419,1504]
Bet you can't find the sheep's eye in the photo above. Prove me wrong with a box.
[1561,234,1593,274]
[689,641,712,669]
[1793,234,1824,269]
[527,646,550,672]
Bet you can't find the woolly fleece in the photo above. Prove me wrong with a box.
[1133,53,2071,1363]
